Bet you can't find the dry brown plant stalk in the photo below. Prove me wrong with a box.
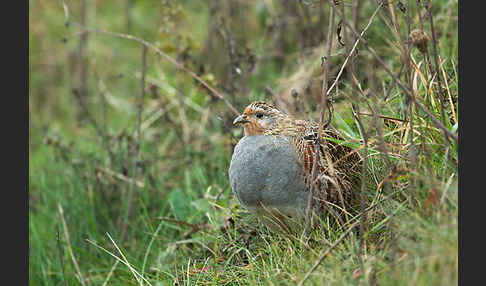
[58,204,87,286]
[120,44,147,242]
[305,0,336,235]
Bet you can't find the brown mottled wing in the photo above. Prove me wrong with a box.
[294,123,361,207]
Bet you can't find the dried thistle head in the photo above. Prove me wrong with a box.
[409,29,430,54]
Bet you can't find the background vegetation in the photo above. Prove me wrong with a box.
[29,0,458,285]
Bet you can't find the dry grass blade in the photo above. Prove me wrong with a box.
[298,221,359,286]
[440,61,457,124]
[86,234,153,286]
[427,3,448,135]
[58,204,87,286]
[61,0,69,24]
[356,111,368,264]
[358,112,406,123]
[55,225,68,286]
[96,167,145,188]
[173,239,216,257]
[106,233,143,285]
[102,260,120,286]
[141,220,165,280]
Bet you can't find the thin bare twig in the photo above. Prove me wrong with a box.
[415,0,425,31]
[358,112,406,123]
[96,167,145,188]
[427,2,449,142]
[354,105,369,267]
[74,28,239,116]
[329,1,458,143]
[335,0,367,272]
[78,0,88,100]
[353,0,363,31]
[298,221,359,286]
[217,17,239,103]
[404,0,416,209]
[121,44,147,242]
[72,89,116,165]
[344,47,370,269]
[264,86,291,114]
[326,3,383,98]
[125,0,133,31]
[413,0,435,86]
[305,0,335,235]
[55,225,68,286]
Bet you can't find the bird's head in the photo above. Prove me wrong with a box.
[233,101,287,136]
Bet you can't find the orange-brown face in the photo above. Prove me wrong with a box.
[233,102,281,136]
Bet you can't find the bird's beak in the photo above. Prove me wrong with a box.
[233,114,249,126]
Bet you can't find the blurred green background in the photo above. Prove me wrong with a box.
[29,0,458,285]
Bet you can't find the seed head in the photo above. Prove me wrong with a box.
[409,29,430,54]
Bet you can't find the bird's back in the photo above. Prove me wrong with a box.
[268,117,362,214]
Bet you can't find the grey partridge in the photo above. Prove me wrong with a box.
[229,101,361,231]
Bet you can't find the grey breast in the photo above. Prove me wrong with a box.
[228,135,309,220]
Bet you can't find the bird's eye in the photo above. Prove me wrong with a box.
[256,112,264,119]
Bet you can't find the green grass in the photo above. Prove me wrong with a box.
[29,0,458,285]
